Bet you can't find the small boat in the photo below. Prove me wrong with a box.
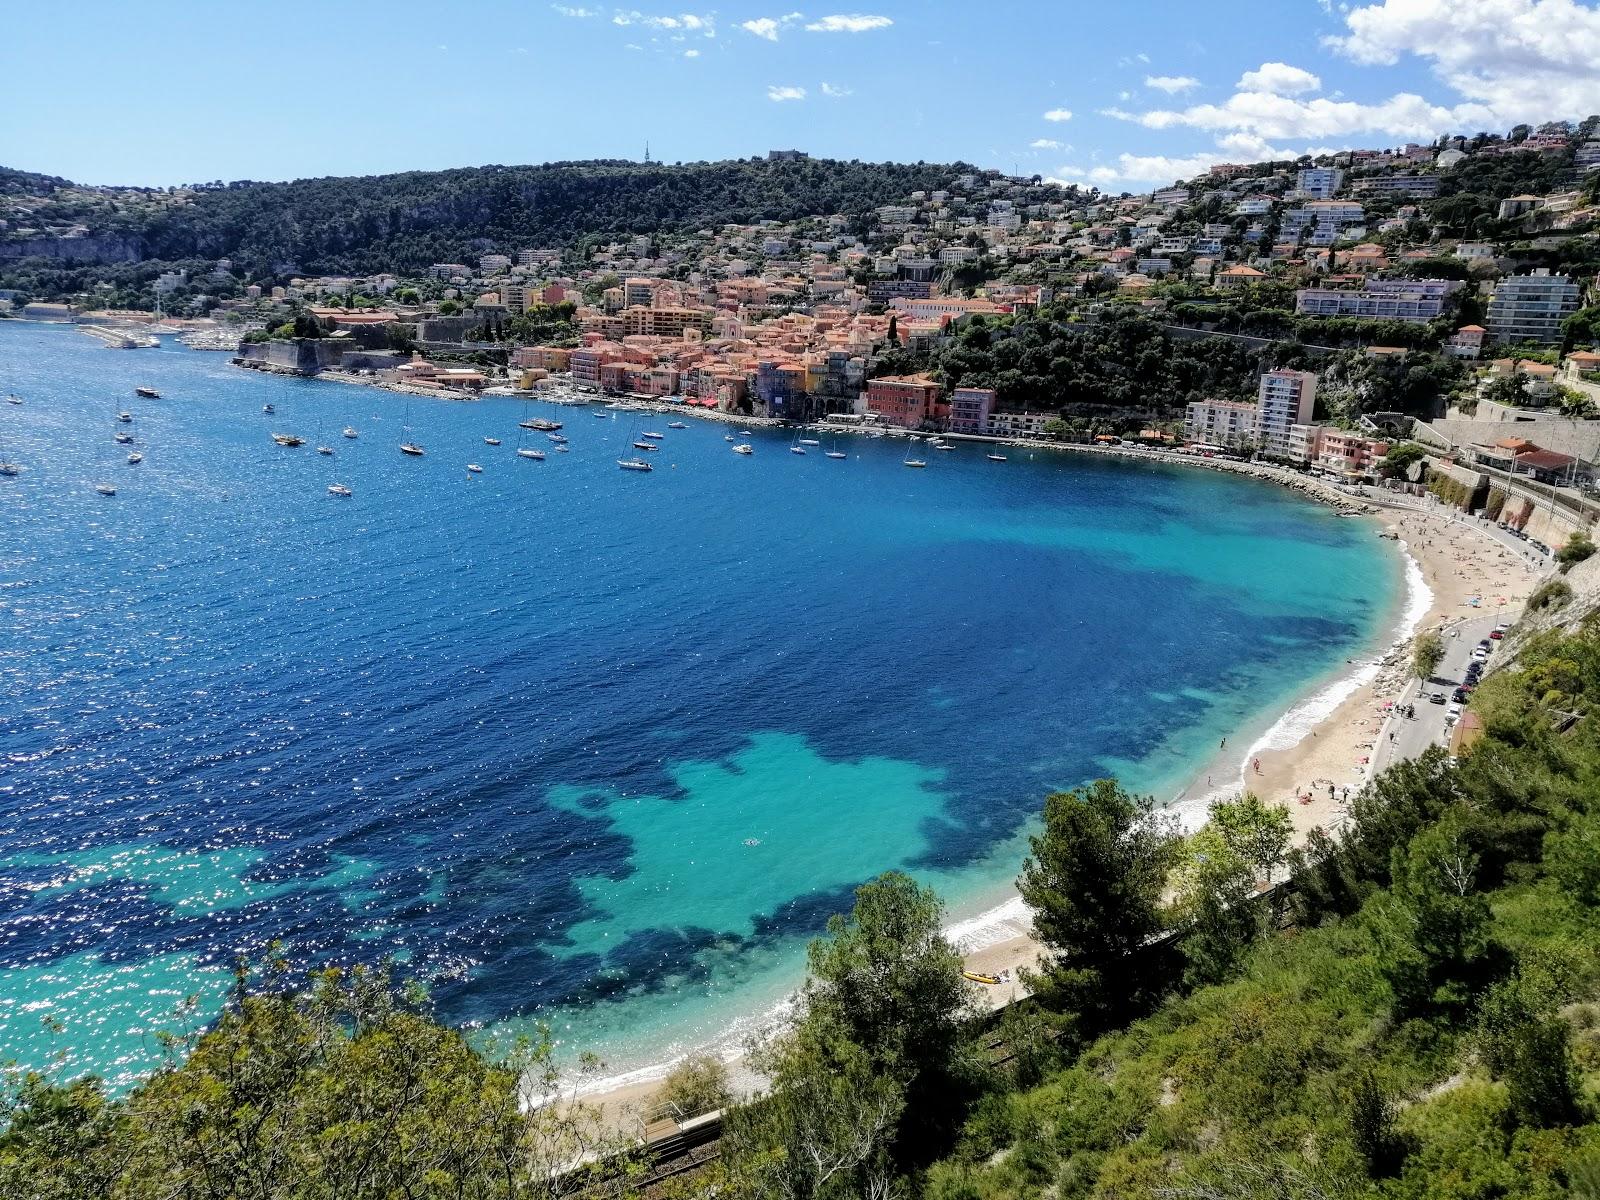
[519,417,562,431]
[516,447,546,460]
[987,452,1008,462]
[555,444,570,453]
[117,412,133,423]
[732,443,753,455]
[114,431,134,444]
[272,433,304,447]
[0,462,21,476]
[724,434,735,442]
[95,482,117,496]
[484,436,501,446]
[466,463,483,474]
[126,452,143,465]
[963,971,1001,986]
[327,483,353,497]
[343,427,359,439]
[739,430,752,436]
[799,437,820,446]
[317,445,335,456]
[825,450,848,460]
[631,441,659,452]
[593,411,611,420]
[903,458,927,468]
[641,431,665,440]
[262,404,275,414]
[617,457,654,471]
[400,442,425,456]
[667,421,687,429]
[935,443,955,452]
[547,433,568,443]
[5,394,20,406]
[790,445,807,456]
[135,387,159,399]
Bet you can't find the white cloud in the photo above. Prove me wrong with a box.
[1325,0,1600,125]
[551,4,599,15]
[1106,89,1478,140]
[805,14,893,32]
[1030,138,1065,149]
[1145,74,1200,94]
[767,84,807,101]
[740,12,802,39]
[1235,61,1321,95]
[1042,108,1073,122]
[1087,151,1227,185]
[684,47,700,57]
[820,82,853,97]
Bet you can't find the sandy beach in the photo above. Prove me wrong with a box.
[573,499,1546,1131]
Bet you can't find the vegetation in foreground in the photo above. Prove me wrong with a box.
[7,612,1600,1198]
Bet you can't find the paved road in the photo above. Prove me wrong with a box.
[1369,612,1504,775]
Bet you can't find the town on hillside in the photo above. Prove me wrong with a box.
[4,123,1600,534]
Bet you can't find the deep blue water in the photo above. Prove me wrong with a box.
[0,321,1403,1086]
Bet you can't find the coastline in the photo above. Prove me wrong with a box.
[572,499,1542,1131]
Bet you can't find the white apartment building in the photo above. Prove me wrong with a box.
[1296,167,1345,199]
[1256,370,1318,459]
[985,410,1054,437]
[1295,278,1461,323]
[1184,399,1259,450]
[1486,270,1582,346]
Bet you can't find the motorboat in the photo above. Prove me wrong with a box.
[114,431,134,444]
[262,404,275,414]
[272,433,305,447]
[903,458,927,468]
[484,436,501,445]
[126,451,143,464]
[400,442,425,456]
[135,386,160,399]
[732,443,753,455]
[96,482,117,495]
[739,430,752,436]
[667,421,687,429]
[724,434,735,442]
[328,483,353,497]
[343,427,359,439]
[516,447,546,460]
[317,445,334,456]
[117,412,133,423]
[547,433,568,443]
[617,458,653,471]
[631,440,658,452]
[0,461,20,476]
[555,444,570,453]
[466,463,483,474]
[5,394,20,405]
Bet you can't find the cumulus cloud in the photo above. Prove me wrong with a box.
[740,12,802,39]
[684,47,700,56]
[1107,89,1479,140]
[1235,61,1321,95]
[820,82,853,97]
[1030,138,1065,149]
[551,4,599,15]
[1325,0,1600,124]
[1042,108,1074,122]
[1145,74,1200,94]
[767,84,807,101]
[805,14,893,32]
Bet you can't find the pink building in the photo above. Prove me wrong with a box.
[867,375,943,429]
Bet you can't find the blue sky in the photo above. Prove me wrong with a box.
[3,1,1597,188]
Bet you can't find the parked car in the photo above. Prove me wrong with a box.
[1429,691,1448,705]
[1453,687,1472,703]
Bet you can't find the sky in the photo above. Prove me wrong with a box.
[3,0,1599,189]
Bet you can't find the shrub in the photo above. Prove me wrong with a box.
[658,1053,733,1119]
[1556,532,1596,572]
[1527,578,1573,612]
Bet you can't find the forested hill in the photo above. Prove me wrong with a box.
[0,158,972,276]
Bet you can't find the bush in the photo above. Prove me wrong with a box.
[658,1053,733,1119]
[1527,578,1573,612]
[1556,532,1596,572]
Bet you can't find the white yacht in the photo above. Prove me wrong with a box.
[400,443,425,456]
[328,483,353,497]
[126,451,143,465]
[732,443,753,455]
[466,463,483,474]
[516,447,546,460]
[96,482,117,496]
[317,445,334,456]
[617,457,653,471]
[343,426,359,439]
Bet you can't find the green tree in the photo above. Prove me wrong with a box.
[1347,1070,1410,1178]
[1018,780,1180,1028]
[1556,532,1596,572]
[1210,793,1293,884]
[658,1054,732,1120]
[1413,629,1445,682]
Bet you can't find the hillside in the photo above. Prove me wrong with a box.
[0,157,972,277]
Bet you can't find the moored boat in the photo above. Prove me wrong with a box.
[516,447,546,460]
[667,421,687,429]
[135,386,159,399]
[732,443,753,455]
[328,483,353,497]
[262,404,274,414]
[400,442,425,456]
[484,436,501,445]
[95,482,117,496]
[903,458,927,468]
[343,427,359,439]
[466,463,483,474]
[825,449,848,459]
[987,452,1007,462]
[0,462,21,476]
[272,433,305,447]
[117,412,133,423]
[126,451,143,464]
[617,457,653,471]
[114,431,135,444]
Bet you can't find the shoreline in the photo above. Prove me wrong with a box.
[571,501,1542,1131]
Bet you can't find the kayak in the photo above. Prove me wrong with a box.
[963,971,1002,986]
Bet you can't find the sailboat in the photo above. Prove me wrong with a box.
[327,483,353,497]
[824,438,848,460]
[343,426,359,439]
[399,394,424,456]
[987,451,1008,462]
[789,431,807,456]
[617,456,653,471]
[484,436,501,445]
[667,420,687,429]
[516,401,546,459]
[903,456,928,468]
[5,393,21,406]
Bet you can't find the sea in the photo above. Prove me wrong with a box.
[0,320,1406,1092]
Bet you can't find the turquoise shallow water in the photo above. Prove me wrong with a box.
[0,321,1403,1088]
